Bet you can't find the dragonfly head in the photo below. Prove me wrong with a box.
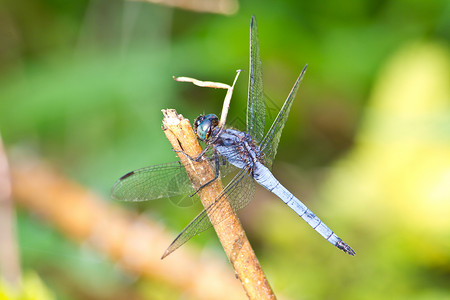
[194,114,219,141]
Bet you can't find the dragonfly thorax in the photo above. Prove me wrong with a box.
[193,114,219,141]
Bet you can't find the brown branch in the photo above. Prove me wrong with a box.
[0,133,21,288]
[162,109,276,299]
[11,158,246,300]
[130,0,239,15]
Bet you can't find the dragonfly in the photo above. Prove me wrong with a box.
[111,16,355,258]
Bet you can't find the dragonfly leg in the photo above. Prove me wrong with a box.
[188,150,220,197]
[173,144,211,162]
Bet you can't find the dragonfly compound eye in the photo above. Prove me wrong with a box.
[194,115,204,131]
[197,114,218,141]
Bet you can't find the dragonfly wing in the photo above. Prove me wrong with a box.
[111,161,197,204]
[216,151,240,179]
[246,15,265,144]
[260,65,307,169]
[162,167,255,258]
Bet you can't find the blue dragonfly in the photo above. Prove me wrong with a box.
[111,16,355,258]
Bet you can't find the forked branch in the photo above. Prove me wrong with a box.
[173,69,242,128]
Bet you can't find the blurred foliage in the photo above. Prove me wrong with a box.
[0,0,449,299]
[253,42,450,299]
[0,272,55,300]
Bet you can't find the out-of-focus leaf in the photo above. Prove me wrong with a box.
[319,42,450,298]
[0,272,55,300]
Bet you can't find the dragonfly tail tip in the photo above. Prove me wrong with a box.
[337,240,356,256]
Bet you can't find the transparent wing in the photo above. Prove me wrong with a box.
[196,145,238,179]
[111,153,238,206]
[162,167,255,258]
[260,65,307,169]
[246,15,265,144]
[111,161,196,202]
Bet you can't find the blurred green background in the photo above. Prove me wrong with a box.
[1,0,449,299]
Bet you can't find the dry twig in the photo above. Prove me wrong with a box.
[0,133,21,288]
[130,0,239,15]
[162,109,276,299]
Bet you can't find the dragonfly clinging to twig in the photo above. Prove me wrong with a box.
[111,16,355,258]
